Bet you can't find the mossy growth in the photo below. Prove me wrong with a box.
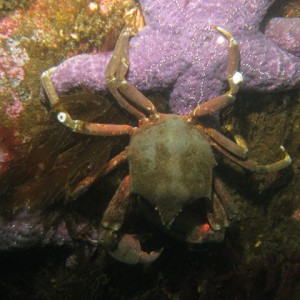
[2,0,135,135]
[18,0,130,60]
[0,0,32,17]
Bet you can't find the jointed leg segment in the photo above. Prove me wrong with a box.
[98,176,162,264]
[41,68,135,136]
[41,67,61,107]
[206,123,291,174]
[105,28,158,120]
[205,127,248,159]
[212,141,291,174]
[224,124,248,154]
[184,26,291,173]
[69,149,128,200]
[188,26,243,120]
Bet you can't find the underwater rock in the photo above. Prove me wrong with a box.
[0,209,98,251]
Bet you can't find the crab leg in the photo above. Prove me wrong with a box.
[41,68,134,136]
[206,176,231,232]
[224,124,248,152]
[56,111,134,136]
[187,221,225,245]
[207,191,230,231]
[188,26,243,120]
[213,176,236,220]
[98,176,162,264]
[205,127,248,159]
[200,178,233,239]
[69,149,128,200]
[41,67,62,107]
[211,142,291,173]
[106,28,158,120]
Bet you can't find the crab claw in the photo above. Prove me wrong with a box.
[109,234,163,264]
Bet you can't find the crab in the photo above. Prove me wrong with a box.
[41,19,291,264]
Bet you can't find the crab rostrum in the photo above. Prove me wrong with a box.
[41,19,291,264]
